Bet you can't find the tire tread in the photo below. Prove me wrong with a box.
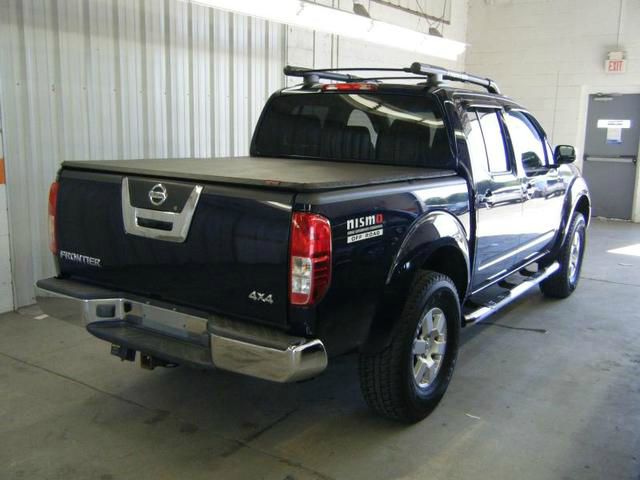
[540,213,585,299]
[359,271,458,422]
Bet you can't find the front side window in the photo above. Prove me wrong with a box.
[504,110,547,175]
[544,139,554,165]
[252,93,453,168]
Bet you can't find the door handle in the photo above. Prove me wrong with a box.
[522,180,536,199]
[480,189,495,207]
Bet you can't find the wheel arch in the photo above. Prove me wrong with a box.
[573,195,591,227]
[550,177,591,259]
[385,210,470,293]
[362,211,470,353]
[420,244,469,301]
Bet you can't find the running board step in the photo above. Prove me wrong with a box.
[464,262,560,325]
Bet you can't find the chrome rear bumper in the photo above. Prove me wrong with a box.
[35,278,327,383]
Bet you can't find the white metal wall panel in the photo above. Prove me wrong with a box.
[212,10,231,156]
[0,0,285,307]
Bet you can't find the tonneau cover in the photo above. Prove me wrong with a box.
[62,156,456,191]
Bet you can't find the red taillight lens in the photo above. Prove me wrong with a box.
[321,82,378,92]
[48,181,59,254]
[289,212,332,306]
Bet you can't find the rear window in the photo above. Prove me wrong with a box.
[251,93,452,168]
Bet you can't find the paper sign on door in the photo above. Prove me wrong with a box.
[597,119,631,129]
[606,127,622,144]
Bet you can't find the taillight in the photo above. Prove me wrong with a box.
[48,181,59,254]
[289,212,332,306]
[321,82,378,92]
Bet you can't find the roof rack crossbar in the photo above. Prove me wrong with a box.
[283,66,362,85]
[283,63,501,95]
[409,62,501,95]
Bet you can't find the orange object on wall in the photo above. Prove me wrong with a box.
[0,158,5,184]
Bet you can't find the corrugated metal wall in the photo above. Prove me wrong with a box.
[0,0,285,307]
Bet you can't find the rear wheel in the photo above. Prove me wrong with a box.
[540,213,586,298]
[359,271,460,423]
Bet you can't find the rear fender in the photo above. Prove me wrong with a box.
[386,210,470,287]
[362,211,470,352]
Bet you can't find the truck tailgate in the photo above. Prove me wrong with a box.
[56,168,293,327]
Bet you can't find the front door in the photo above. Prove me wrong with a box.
[583,93,640,220]
[503,109,567,264]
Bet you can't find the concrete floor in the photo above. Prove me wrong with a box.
[1,218,639,480]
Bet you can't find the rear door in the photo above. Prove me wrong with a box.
[56,169,294,327]
[465,107,524,291]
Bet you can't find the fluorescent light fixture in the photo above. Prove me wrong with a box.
[188,0,466,61]
[353,1,371,18]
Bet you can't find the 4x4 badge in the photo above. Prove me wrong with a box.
[148,183,168,206]
[248,291,274,304]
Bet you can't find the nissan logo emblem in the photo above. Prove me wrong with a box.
[148,183,168,206]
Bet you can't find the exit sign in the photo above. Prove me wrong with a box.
[605,51,626,74]
[606,59,626,73]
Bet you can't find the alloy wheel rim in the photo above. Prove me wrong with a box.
[412,307,447,388]
[568,230,582,284]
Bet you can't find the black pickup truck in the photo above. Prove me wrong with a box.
[37,63,590,422]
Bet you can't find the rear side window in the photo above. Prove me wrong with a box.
[464,111,490,181]
[504,110,547,174]
[477,110,510,173]
[252,93,453,169]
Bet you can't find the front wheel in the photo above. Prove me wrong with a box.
[540,213,586,298]
[358,271,460,423]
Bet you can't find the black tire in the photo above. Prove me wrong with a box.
[540,213,586,298]
[358,271,460,423]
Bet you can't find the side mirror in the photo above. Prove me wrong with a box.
[554,145,576,164]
